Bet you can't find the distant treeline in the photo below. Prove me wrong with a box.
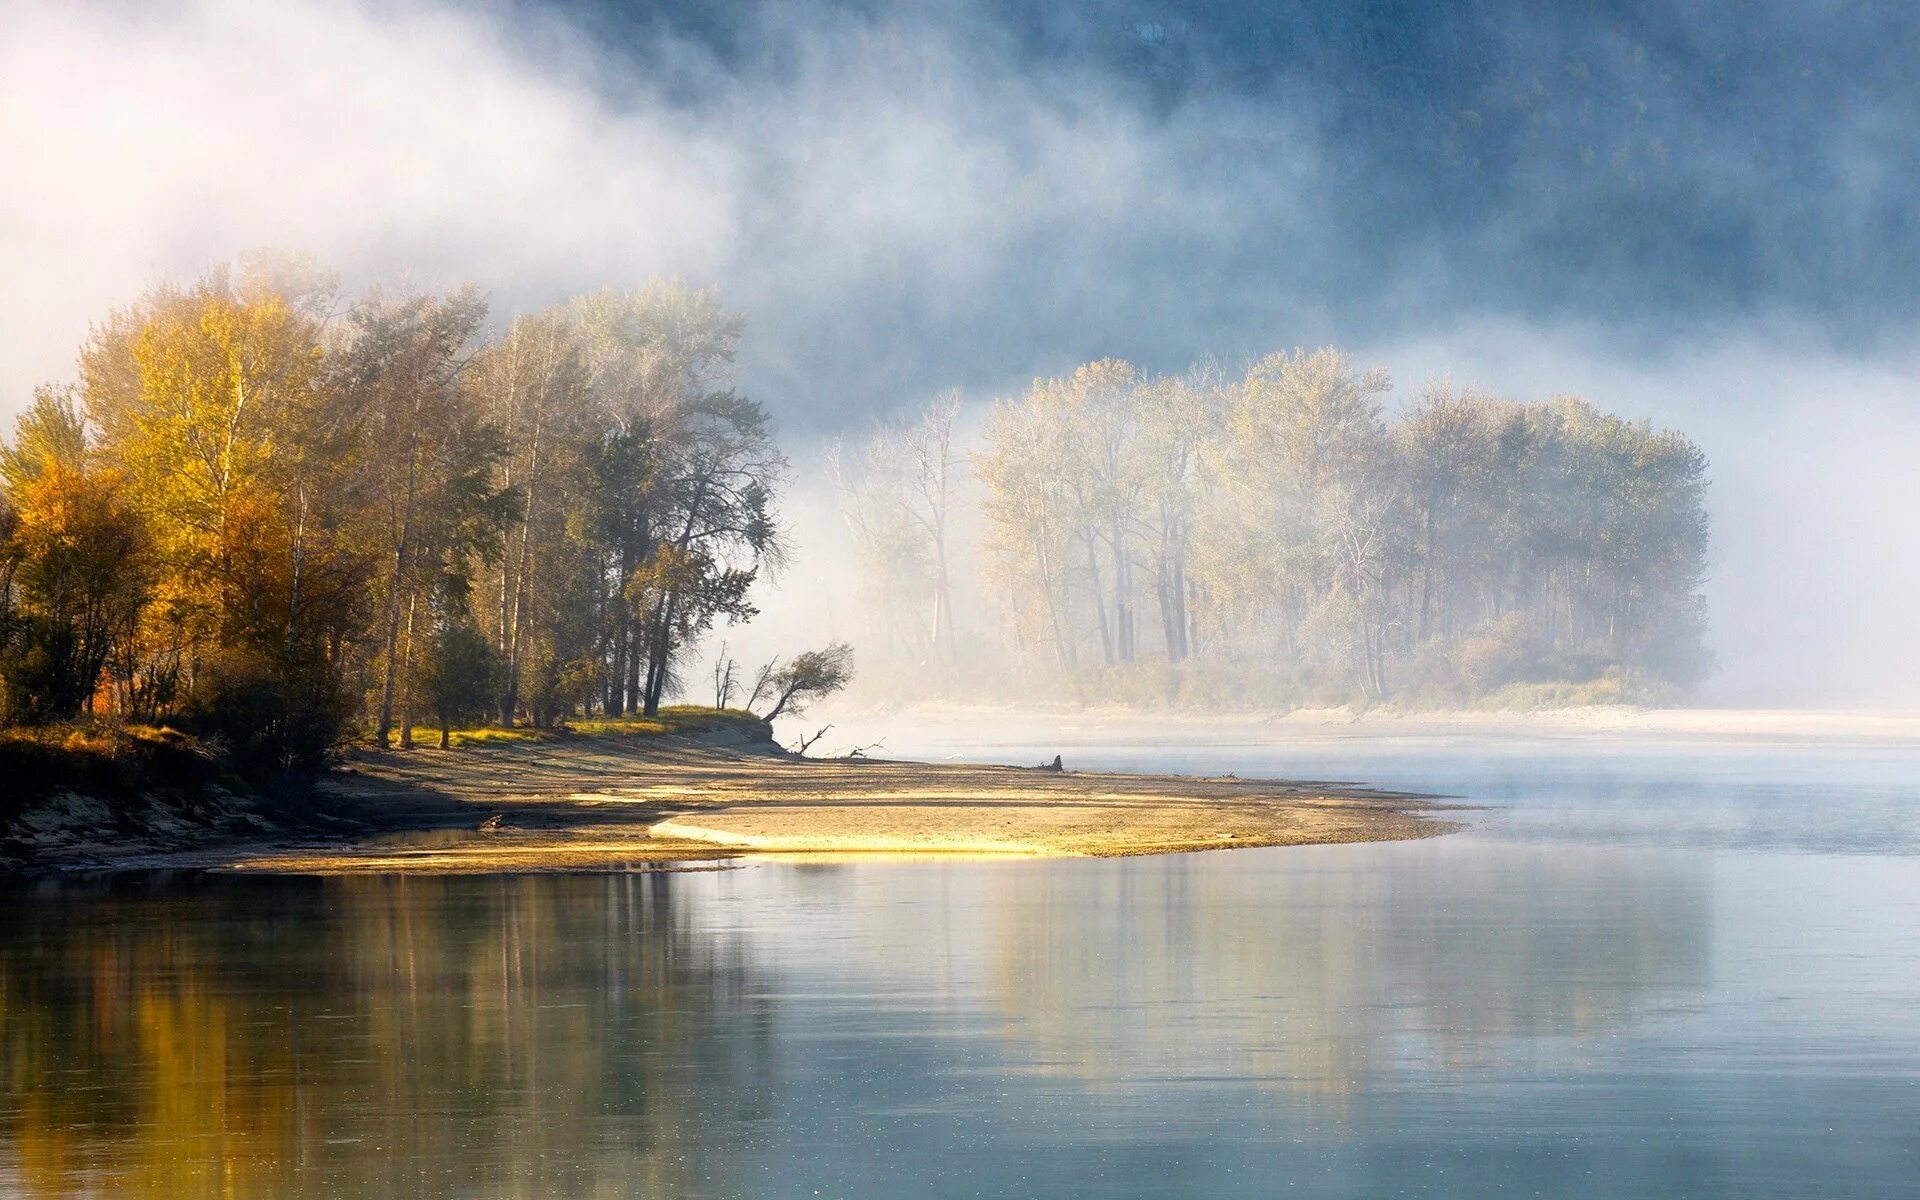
[0,252,782,766]
[836,352,1711,707]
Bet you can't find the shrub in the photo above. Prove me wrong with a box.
[178,652,351,776]
[1456,614,1540,693]
[418,622,499,747]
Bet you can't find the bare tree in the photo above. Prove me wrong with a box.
[903,391,963,663]
[829,391,963,667]
[709,641,739,709]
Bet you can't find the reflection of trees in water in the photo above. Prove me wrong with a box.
[987,846,1711,1098]
[0,850,1719,1189]
[0,873,774,1198]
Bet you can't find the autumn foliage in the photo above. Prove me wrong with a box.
[0,254,785,771]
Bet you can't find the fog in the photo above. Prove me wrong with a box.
[5,0,1918,705]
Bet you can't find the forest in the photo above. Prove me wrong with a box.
[835,351,1712,708]
[0,253,793,769]
[0,253,1713,774]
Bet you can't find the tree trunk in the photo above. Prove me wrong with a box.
[1159,529,1189,662]
[500,540,533,726]
[499,417,542,725]
[398,592,419,750]
[1417,501,1436,643]
[1084,535,1113,666]
[626,614,646,713]
[376,574,407,747]
[931,527,956,664]
[605,547,629,716]
[376,428,421,748]
[1036,544,1074,670]
[641,591,677,716]
[1186,576,1203,659]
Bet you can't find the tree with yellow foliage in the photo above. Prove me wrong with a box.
[78,268,370,764]
[0,394,149,722]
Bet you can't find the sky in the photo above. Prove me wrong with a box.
[3,0,1918,703]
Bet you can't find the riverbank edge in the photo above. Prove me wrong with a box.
[0,716,1458,874]
[0,712,776,875]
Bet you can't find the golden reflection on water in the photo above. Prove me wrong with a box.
[0,875,775,1198]
[0,846,1710,1196]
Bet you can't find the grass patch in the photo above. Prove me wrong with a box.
[568,706,766,739]
[441,726,551,747]
[391,706,770,749]
[1473,669,1667,711]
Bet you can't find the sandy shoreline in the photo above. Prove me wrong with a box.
[218,732,1454,875]
[17,702,1906,875]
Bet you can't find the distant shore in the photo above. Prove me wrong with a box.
[792,702,1920,752]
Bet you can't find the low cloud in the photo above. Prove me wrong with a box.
[5,0,1918,703]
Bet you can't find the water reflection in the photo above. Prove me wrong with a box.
[978,843,1709,1095]
[0,840,1717,1197]
[0,875,774,1197]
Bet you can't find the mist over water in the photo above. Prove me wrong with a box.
[6,0,1919,703]
[8,10,1920,1195]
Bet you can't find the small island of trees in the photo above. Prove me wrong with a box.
[836,352,1712,708]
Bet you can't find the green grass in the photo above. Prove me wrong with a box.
[394,706,769,749]
[567,705,765,738]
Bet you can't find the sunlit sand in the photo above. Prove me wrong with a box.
[226,733,1455,875]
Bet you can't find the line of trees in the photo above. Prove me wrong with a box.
[838,349,1712,706]
[0,253,785,765]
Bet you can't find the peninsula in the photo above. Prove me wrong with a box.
[0,712,1455,874]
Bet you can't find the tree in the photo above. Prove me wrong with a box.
[902,392,963,662]
[829,390,964,666]
[332,286,502,748]
[1134,366,1218,661]
[976,386,1080,671]
[419,621,499,749]
[1205,347,1397,691]
[750,641,855,722]
[0,459,149,722]
[573,283,754,716]
[965,347,1708,705]
[78,267,371,756]
[645,392,783,715]
[0,387,88,494]
[1393,380,1506,644]
[468,309,591,727]
[976,361,1149,672]
[0,257,824,753]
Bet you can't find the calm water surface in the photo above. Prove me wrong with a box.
[4,731,1919,1198]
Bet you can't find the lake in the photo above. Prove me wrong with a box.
[3,727,1918,1197]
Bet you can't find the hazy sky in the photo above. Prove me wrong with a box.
[4,0,1918,702]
